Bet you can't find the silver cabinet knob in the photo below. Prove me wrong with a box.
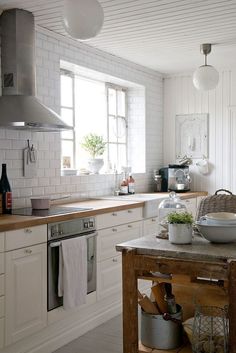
[112,213,117,216]
[25,249,32,254]
[128,210,132,213]
[128,224,132,228]
[24,228,32,234]
[112,258,118,263]
[112,228,117,232]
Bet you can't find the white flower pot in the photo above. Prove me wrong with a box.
[168,224,192,244]
[88,158,104,174]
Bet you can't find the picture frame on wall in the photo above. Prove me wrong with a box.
[175,113,209,159]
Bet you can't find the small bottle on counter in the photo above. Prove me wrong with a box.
[164,283,177,314]
[127,173,135,194]
[155,174,162,192]
[119,178,128,195]
[0,164,12,214]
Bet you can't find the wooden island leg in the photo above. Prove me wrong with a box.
[122,249,138,353]
[229,261,236,353]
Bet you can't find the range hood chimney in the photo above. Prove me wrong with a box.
[0,9,72,131]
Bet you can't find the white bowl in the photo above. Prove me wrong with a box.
[196,221,236,243]
[206,212,236,221]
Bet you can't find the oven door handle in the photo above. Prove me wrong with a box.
[49,232,97,248]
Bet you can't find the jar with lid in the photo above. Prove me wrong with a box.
[158,192,186,235]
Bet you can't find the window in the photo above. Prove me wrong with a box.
[107,84,127,171]
[60,70,128,173]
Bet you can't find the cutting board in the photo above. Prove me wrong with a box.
[23,148,37,178]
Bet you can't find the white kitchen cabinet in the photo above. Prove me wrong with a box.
[97,256,122,300]
[97,209,142,300]
[5,224,47,251]
[5,243,47,345]
[97,220,143,261]
[143,217,159,236]
[96,207,142,229]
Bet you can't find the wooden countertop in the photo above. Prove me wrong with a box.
[116,235,236,262]
[0,199,144,232]
[0,191,207,232]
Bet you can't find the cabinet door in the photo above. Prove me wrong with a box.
[97,256,122,300]
[97,221,142,261]
[5,243,47,345]
[143,217,158,236]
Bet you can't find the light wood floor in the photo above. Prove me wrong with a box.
[54,315,123,353]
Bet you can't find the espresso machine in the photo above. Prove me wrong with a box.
[168,164,191,192]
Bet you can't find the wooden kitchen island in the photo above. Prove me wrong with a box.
[116,236,236,353]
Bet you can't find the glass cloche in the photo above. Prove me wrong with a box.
[158,192,187,236]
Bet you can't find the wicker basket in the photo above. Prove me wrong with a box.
[196,189,236,221]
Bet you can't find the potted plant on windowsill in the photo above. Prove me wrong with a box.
[81,133,106,174]
[167,211,194,244]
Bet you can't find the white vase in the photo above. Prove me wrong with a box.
[88,158,104,174]
[168,224,192,244]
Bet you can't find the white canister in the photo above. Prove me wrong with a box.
[168,223,192,244]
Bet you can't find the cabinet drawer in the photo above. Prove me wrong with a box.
[0,296,4,318]
[0,275,4,297]
[97,256,122,300]
[0,254,4,275]
[0,317,4,349]
[0,233,4,253]
[143,217,159,237]
[97,221,142,261]
[96,207,142,229]
[5,225,47,251]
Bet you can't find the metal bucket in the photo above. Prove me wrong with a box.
[141,305,183,350]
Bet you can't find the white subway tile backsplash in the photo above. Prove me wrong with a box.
[0,27,163,208]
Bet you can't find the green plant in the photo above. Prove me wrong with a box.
[81,133,106,158]
[167,211,193,224]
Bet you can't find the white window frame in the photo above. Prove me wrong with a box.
[60,69,76,169]
[60,69,128,172]
[106,83,128,171]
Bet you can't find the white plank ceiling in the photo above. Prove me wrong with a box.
[0,0,236,73]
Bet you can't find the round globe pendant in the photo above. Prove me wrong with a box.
[193,65,219,91]
[63,0,104,41]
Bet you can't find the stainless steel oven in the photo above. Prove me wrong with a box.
[47,217,96,311]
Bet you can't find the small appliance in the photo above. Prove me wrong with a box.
[159,167,168,192]
[168,164,191,193]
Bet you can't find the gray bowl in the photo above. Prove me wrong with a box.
[195,221,236,243]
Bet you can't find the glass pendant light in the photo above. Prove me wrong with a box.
[62,0,104,41]
[193,44,219,91]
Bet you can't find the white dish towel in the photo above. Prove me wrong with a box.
[58,236,87,310]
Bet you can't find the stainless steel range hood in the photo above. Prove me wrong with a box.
[0,9,72,131]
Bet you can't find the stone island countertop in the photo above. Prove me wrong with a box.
[116,235,236,262]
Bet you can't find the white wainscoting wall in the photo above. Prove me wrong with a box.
[164,70,236,195]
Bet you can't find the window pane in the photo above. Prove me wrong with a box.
[108,116,117,143]
[61,75,73,107]
[117,117,126,143]
[117,90,126,117]
[108,144,117,170]
[118,144,126,170]
[61,140,74,169]
[61,130,74,139]
[75,77,107,139]
[61,108,73,126]
[108,88,116,115]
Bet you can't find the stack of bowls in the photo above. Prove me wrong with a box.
[195,212,236,243]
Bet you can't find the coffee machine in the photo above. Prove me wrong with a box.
[168,164,191,192]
